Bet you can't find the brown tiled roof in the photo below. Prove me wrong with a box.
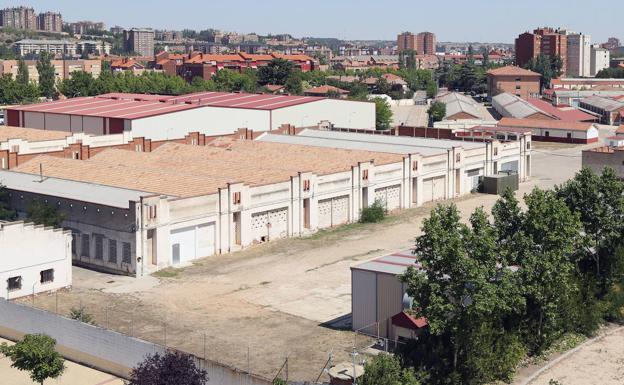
[498,117,594,132]
[13,140,403,198]
[487,66,540,77]
[616,125,624,134]
[305,85,349,95]
[0,126,71,142]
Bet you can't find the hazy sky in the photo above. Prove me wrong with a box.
[13,0,622,43]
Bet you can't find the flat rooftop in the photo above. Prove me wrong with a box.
[351,250,420,275]
[8,91,329,120]
[0,126,71,142]
[0,170,150,208]
[257,129,484,156]
[11,139,403,198]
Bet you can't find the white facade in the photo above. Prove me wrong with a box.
[590,45,610,77]
[0,221,72,299]
[566,34,592,78]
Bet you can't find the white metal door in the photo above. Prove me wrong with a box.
[423,176,445,203]
[501,160,519,173]
[170,226,196,264]
[196,223,216,258]
[432,176,446,201]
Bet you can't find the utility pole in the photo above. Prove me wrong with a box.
[351,348,359,385]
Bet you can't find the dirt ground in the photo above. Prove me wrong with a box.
[16,137,614,383]
[527,327,624,385]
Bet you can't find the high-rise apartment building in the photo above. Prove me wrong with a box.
[0,6,36,30]
[123,28,155,57]
[36,12,63,32]
[515,28,567,74]
[68,21,105,35]
[601,37,621,51]
[397,31,437,55]
[566,33,591,77]
[590,45,610,76]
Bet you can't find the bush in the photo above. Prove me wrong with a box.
[68,307,96,325]
[360,200,386,223]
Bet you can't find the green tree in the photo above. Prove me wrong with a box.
[27,200,65,228]
[360,353,421,385]
[284,71,303,95]
[374,97,393,130]
[0,183,17,221]
[426,81,438,99]
[0,334,65,385]
[36,52,58,99]
[427,101,446,122]
[524,54,563,91]
[257,58,293,85]
[58,71,98,97]
[128,351,207,385]
[16,58,30,86]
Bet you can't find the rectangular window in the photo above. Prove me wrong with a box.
[81,234,90,257]
[148,205,157,219]
[1,157,6,169]
[412,161,418,171]
[303,180,310,191]
[7,276,21,291]
[10,145,19,153]
[232,191,241,204]
[94,234,104,260]
[362,169,369,181]
[456,153,461,162]
[40,269,54,284]
[566,133,572,139]
[122,242,132,264]
[108,239,118,263]
[135,144,143,152]
[515,85,521,90]
[527,142,531,150]
[494,148,499,156]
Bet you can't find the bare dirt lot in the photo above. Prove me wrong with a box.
[18,139,610,382]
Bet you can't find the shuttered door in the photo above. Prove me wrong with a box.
[170,226,196,264]
[196,223,216,258]
[331,196,349,226]
[318,198,333,229]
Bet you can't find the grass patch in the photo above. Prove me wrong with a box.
[152,268,182,278]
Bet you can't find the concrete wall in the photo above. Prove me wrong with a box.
[0,300,270,385]
[582,148,624,178]
[270,99,376,130]
[0,222,72,299]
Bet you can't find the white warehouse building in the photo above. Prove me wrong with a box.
[0,130,530,277]
[4,92,376,140]
[1,221,72,299]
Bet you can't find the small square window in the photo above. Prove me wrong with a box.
[40,269,54,284]
[7,276,22,291]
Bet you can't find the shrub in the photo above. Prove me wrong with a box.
[68,307,96,325]
[360,200,386,223]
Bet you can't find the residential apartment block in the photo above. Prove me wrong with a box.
[487,66,541,100]
[0,59,102,84]
[123,28,155,57]
[36,11,63,32]
[590,45,610,76]
[0,6,36,30]
[68,21,105,35]
[515,28,568,74]
[397,31,437,55]
[13,39,111,57]
[566,33,591,77]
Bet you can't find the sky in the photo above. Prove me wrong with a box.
[12,0,623,43]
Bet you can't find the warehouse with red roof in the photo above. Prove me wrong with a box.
[5,91,376,139]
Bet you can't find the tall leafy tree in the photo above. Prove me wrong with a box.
[359,353,421,385]
[0,334,65,385]
[373,97,393,130]
[36,52,57,99]
[427,101,446,122]
[257,58,293,85]
[27,200,65,227]
[0,183,17,221]
[16,58,30,86]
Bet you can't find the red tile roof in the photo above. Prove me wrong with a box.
[526,99,597,122]
[487,66,540,77]
[498,117,595,132]
[304,85,349,95]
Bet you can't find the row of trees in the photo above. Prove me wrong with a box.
[0,52,57,104]
[595,67,624,79]
[394,168,624,384]
[524,54,564,91]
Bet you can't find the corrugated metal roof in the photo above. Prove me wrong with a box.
[493,93,550,119]
[579,96,624,112]
[351,251,419,275]
[436,93,481,119]
[0,170,150,208]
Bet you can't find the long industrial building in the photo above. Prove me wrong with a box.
[0,129,530,277]
[4,91,376,138]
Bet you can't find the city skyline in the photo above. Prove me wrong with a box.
[12,0,623,43]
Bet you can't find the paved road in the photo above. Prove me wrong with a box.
[0,338,123,385]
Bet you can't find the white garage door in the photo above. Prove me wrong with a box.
[251,208,288,242]
[422,176,446,203]
[170,226,196,265]
[170,222,216,265]
[375,185,401,211]
[318,195,350,229]
[466,169,481,191]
